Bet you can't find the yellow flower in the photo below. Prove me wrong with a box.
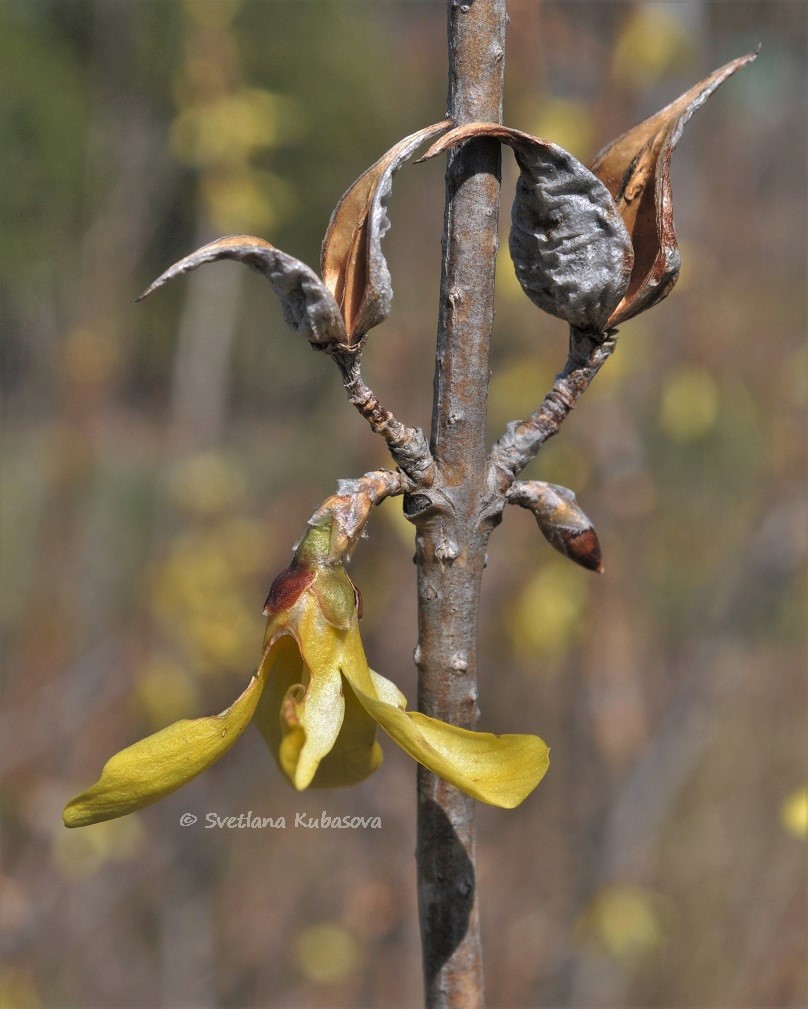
[64,523,549,828]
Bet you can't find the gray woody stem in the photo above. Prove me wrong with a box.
[412,3,507,1008]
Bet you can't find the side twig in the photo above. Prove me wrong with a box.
[307,468,409,559]
[331,349,435,486]
[488,328,617,493]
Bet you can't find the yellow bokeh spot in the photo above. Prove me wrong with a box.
[509,563,589,661]
[612,5,694,92]
[532,440,591,493]
[579,885,666,962]
[133,655,200,728]
[659,365,719,442]
[52,816,145,880]
[201,167,283,234]
[524,97,595,160]
[495,242,530,307]
[150,516,268,675]
[170,89,302,168]
[0,970,41,1009]
[169,452,248,517]
[183,604,258,672]
[780,787,808,839]
[293,922,362,984]
[489,354,556,432]
[155,535,235,612]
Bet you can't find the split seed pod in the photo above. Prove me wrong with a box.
[321,121,452,341]
[137,121,452,349]
[420,51,757,335]
[589,49,759,326]
[421,124,633,335]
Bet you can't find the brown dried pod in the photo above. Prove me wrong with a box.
[322,120,452,342]
[137,235,347,347]
[509,481,603,572]
[138,123,451,350]
[420,124,633,334]
[590,49,759,326]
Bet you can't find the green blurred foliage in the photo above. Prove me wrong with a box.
[1,2,805,1008]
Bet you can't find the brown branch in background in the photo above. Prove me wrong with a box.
[332,349,435,486]
[489,328,617,492]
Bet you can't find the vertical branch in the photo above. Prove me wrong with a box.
[414,3,507,1008]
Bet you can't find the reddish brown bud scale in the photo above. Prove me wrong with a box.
[262,566,315,616]
[566,528,604,573]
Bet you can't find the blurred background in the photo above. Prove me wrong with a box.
[1,1,805,1007]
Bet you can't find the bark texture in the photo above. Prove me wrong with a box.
[413,3,508,1007]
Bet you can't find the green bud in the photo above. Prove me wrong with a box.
[293,523,333,568]
[313,566,358,630]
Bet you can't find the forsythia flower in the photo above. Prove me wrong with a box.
[64,522,549,827]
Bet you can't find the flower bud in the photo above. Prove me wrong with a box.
[513,481,604,572]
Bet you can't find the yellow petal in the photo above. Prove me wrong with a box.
[287,661,344,789]
[369,669,406,708]
[308,677,383,788]
[254,635,305,774]
[255,611,347,790]
[346,666,550,809]
[63,671,264,828]
[256,643,383,788]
